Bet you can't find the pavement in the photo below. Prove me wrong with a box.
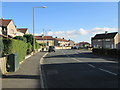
[41,49,119,88]
[2,52,46,89]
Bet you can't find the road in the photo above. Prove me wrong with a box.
[40,49,119,88]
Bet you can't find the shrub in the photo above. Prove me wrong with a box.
[23,34,35,45]
[3,39,27,62]
[27,42,32,55]
[92,48,119,58]
[13,36,27,42]
[35,42,40,50]
[0,37,4,57]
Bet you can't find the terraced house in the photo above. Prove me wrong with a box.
[91,31,120,49]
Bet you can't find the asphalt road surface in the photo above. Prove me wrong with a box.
[40,49,119,88]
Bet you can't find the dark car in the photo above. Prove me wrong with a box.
[48,46,55,52]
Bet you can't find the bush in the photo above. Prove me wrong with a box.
[13,36,27,42]
[35,42,40,50]
[3,39,27,62]
[39,43,46,46]
[0,37,4,57]
[27,42,32,55]
[23,34,35,45]
[92,48,119,58]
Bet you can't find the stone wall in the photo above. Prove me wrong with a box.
[0,57,7,75]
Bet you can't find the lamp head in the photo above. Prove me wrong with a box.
[42,6,47,8]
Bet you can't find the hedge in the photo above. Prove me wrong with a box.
[27,42,32,55]
[13,36,27,43]
[92,48,120,59]
[0,37,4,57]
[3,39,27,62]
[35,42,40,50]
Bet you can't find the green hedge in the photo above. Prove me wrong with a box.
[92,48,119,59]
[35,42,40,50]
[0,37,4,57]
[3,39,27,62]
[27,42,32,55]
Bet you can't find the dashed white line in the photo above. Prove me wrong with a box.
[88,64,96,68]
[62,50,82,62]
[98,68,117,76]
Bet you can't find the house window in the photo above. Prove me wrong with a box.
[105,44,110,48]
[105,39,110,41]
[98,39,102,41]
[111,44,114,49]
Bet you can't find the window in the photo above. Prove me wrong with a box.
[111,44,114,49]
[98,39,102,41]
[105,39,110,41]
[105,44,110,48]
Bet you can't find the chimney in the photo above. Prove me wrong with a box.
[105,31,108,34]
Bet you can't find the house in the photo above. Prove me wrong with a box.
[91,31,120,49]
[76,42,90,48]
[68,40,76,46]
[55,37,69,46]
[0,19,17,38]
[0,18,29,38]
[16,28,29,36]
[35,36,57,46]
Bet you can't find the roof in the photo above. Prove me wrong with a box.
[0,19,12,27]
[92,32,118,39]
[77,42,90,45]
[17,28,28,34]
[35,36,54,40]
[55,38,69,42]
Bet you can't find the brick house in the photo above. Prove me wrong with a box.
[91,32,120,49]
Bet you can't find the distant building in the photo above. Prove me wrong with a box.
[76,42,90,48]
[55,37,69,46]
[91,31,120,49]
[68,40,76,47]
[35,36,57,46]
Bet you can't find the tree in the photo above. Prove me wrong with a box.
[23,34,35,45]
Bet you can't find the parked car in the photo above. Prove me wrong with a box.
[48,46,55,52]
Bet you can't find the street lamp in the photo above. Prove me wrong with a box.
[33,6,47,54]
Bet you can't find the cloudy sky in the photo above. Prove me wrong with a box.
[2,2,118,43]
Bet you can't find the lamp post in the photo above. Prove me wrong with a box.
[33,6,46,54]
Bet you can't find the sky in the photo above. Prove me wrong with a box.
[2,2,118,43]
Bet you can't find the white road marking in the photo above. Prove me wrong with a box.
[88,64,96,68]
[98,68,117,76]
[62,50,82,62]
[39,52,49,88]
[40,52,48,64]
